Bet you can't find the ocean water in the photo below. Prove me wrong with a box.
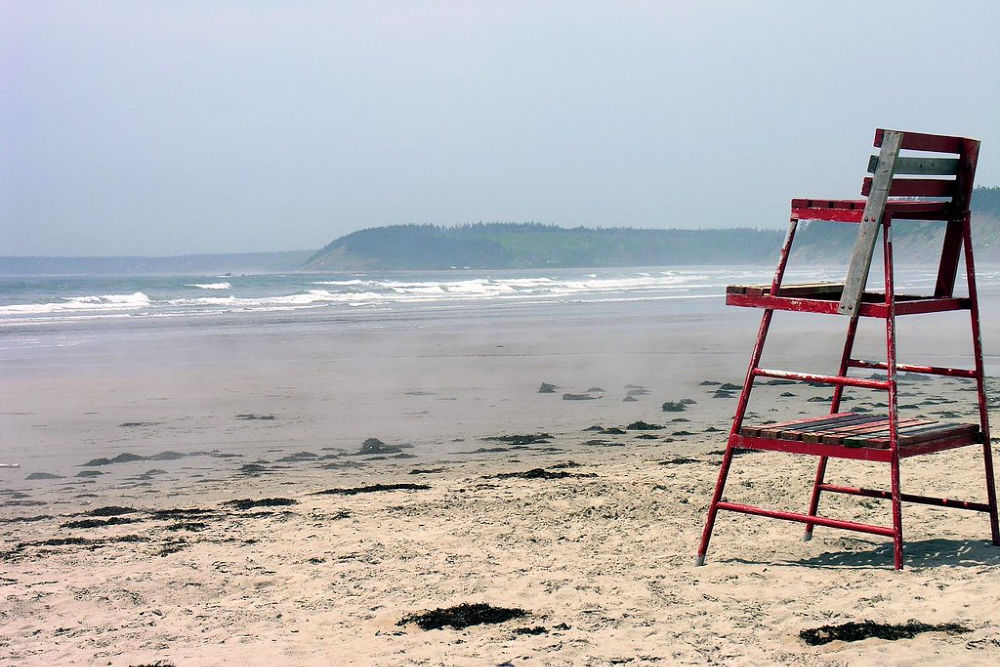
[1,264,960,325]
[2,264,996,358]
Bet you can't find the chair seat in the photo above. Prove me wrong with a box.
[724,282,970,317]
[790,198,955,222]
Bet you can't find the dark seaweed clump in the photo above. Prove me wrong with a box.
[398,603,528,630]
[87,506,137,517]
[62,516,141,529]
[26,472,63,480]
[800,620,970,646]
[83,453,146,466]
[313,483,430,496]
[484,434,552,446]
[627,421,664,430]
[659,457,700,465]
[275,451,318,462]
[223,498,298,510]
[492,468,596,480]
[151,508,216,519]
[707,448,757,457]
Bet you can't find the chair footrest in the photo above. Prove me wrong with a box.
[737,413,981,459]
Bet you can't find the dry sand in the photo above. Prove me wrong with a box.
[2,300,1000,665]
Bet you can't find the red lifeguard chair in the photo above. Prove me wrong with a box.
[696,129,999,569]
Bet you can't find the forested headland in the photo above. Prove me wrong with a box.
[303,187,1000,271]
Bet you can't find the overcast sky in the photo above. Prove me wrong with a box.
[2,1,999,257]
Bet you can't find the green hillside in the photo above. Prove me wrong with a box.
[303,187,1000,271]
[303,224,786,270]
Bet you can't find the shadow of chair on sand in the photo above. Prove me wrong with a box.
[722,538,1000,569]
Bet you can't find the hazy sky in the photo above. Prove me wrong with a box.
[3,1,999,257]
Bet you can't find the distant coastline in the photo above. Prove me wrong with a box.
[303,224,792,271]
[303,187,1000,271]
[4,187,997,275]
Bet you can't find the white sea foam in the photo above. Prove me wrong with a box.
[186,282,231,290]
[0,292,151,316]
[310,274,713,302]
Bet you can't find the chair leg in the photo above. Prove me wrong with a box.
[981,442,1000,546]
[697,308,772,565]
[962,216,1000,545]
[890,452,904,570]
[883,217,905,570]
[696,441,737,566]
[803,457,828,542]
[697,220,799,566]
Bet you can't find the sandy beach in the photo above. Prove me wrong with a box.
[3,295,1000,665]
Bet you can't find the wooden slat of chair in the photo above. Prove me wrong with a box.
[861,177,957,198]
[741,413,859,438]
[840,420,944,443]
[785,414,881,442]
[757,414,873,440]
[896,423,979,445]
[875,128,965,153]
[843,422,978,449]
[809,418,895,444]
[867,155,960,176]
[816,418,933,445]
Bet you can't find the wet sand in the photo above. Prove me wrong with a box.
[2,297,1000,664]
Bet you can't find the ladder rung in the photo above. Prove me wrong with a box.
[754,368,890,390]
[847,359,977,379]
[714,501,895,537]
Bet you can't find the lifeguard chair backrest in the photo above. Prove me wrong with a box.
[838,129,980,317]
[864,129,980,210]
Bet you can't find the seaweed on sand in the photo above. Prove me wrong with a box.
[627,421,664,430]
[223,498,298,510]
[398,603,528,630]
[659,457,700,465]
[800,620,970,646]
[484,434,552,446]
[87,506,137,517]
[491,468,597,480]
[312,483,430,496]
[61,516,142,529]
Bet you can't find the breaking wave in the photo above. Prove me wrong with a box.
[0,292,150,316]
